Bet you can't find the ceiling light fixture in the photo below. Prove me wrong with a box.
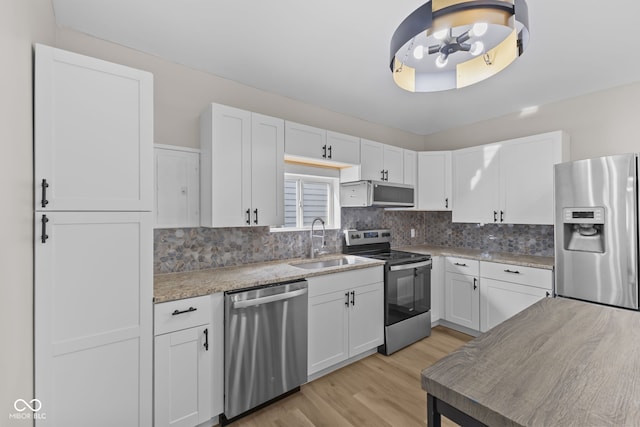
[390,0,529,92]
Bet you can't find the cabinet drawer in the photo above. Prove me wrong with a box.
[308,266,383,298]
[155,295,212,336]
[480,261,552,290]
[445,257,479,276]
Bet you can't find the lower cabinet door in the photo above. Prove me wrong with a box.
[307,291,349,375]
[348,282,384,357]
[155,325,212,427]
[445,272,480,331]
[480,278,549,332]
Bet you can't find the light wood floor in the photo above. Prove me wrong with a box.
[221,326,473,427]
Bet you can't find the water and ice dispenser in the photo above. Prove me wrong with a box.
[560,207,605,253]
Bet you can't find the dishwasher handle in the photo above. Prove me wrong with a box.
[232,287,308,309]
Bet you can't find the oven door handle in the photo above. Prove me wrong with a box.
[389,260,431,271]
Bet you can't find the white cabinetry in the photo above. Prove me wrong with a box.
[200,104,284,227]
[417,151,452,211]
[452,131,569,224]
[284,121,360,165]
[479,262,552,332]
[34,44,153,427]
[360,139,404,183]
[444,257,480,331]
[154,294,224,427]
[154,145,200,228]
[430,256,445,323]
[307,266,384,377]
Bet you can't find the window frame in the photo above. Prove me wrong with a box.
[280,172,340,230]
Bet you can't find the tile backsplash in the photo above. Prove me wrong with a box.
[155,209,554,274]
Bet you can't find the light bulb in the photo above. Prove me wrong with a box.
[470,41,484,56]
[413,45,424,60]
[435,54,448,68]
[471,22,488,37]
[433,28,449,41]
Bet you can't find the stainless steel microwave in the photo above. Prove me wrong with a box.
[340,180,414,208]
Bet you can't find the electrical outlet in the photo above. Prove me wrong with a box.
[410,228,416,238]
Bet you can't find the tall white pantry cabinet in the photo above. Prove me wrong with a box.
[34,44,153,426]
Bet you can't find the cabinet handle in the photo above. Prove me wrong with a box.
[253,208,259,225]
[246,209,251,225]
[41,179,49,208]
[203,328,209,351]
[473,278,478,290]
[504,269,520,274]
[380,170,385,180]
[493,210,498,222]
[454,262,467,267]
[172,307,197,316]
[350,290,355,306]
[345,292,349,307]
[41,215,49,243]
[500,210,504,222]
[384,170,389,181]
[445,198,448,209]
[328,145,332,159]
[322,144,327,158]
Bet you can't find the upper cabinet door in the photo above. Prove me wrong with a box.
[154,146,200,228]
[284,121,327,160]
[383,145,404,184]
[417,151,452,211]
[499,131,569,225]
[251,113,284,227]
[200,104,252,228]
[326,131,360,165]
[403,149,417,187]
[452,144,500,223]
[360,139,385,181]
[34,44,153,212]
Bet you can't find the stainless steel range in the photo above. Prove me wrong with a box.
[344,229,432,355]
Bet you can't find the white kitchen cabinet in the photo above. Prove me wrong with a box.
[430,256,445,323]
[360,139,405,183]
[479,262,553,332]
[154,145,200,228]
[200,104,284,227]
[284,122,360,165]
[34,44,153,427]
[154,294,222,427]
[307,266,384,376]
[34,44,153,212]
[452,131,569,224]
[417,151,452,211]
[444,258,480,331]
[35,212,153,427]
[403,149,418,206]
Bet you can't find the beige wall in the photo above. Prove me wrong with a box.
[55,28,425,151]
[1,1,56,425]
[423,82,640,160]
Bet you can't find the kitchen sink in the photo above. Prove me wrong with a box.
[290,256,364,270]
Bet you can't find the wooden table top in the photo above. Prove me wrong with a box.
[421,297,640,426]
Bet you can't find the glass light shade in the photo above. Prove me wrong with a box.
[470,41,484,56]
[433,28,449,40]
[471,22,489,37]
[435,55,448,68]
[413,45,424,60]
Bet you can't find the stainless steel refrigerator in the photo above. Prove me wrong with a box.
[555,153,639,310]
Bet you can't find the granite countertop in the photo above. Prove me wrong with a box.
[154,254,385,303]
[422,297,640,426]
[394,244,554,270]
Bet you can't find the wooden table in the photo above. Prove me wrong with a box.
[421,298,640,426]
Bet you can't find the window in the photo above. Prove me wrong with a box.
[283,173,339,229]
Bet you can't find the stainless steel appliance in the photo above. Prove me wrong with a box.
[554,153,639,310]
[340,180,415,207]
[222,280,308,424]
[344,229,432,355]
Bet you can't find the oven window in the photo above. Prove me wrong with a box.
[386,266,430,325]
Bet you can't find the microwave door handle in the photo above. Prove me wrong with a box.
[389,260,431,271]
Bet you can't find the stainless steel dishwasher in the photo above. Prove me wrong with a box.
[222,280,308,424]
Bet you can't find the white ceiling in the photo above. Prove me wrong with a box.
[51,0,640,136]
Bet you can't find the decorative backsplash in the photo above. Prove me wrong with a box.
[155,209,554,274]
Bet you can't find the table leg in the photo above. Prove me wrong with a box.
[427,393,441,427]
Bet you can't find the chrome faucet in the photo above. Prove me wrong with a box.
[310,217,327,258]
